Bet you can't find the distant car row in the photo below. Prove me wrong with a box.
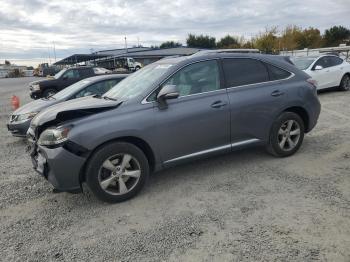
[29,67,112,99]
[8,74,127,137]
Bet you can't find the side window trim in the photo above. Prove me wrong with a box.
[144,58,224,103]
[221,57,294,90]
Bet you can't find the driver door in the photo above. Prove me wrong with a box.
[152,60,230,166]
[311,57,334,89]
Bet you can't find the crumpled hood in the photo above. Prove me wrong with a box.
[31,96,121,127]
[12,98,58,115]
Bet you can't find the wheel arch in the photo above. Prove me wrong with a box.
[282,106,310,132]
[79,136,156,185]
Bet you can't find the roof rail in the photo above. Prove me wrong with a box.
[192,49,260,56]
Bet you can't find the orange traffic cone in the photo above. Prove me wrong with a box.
[11,95,20,110]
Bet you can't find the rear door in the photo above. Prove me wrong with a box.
[223,58,291,145]
[151,60,231,165]
[328,56,345,86]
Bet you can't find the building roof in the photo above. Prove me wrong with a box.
[94,47,151,56]
[55,47,203,66]
[54,54,109,65]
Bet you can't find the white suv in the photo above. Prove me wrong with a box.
[291,55,350,91]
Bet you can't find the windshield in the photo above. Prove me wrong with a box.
[290,57,316,70]
[103,63,173,100]
[52,79,91,100]
[54,68,67,79]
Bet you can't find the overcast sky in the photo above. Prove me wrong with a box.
[0,0,349,66]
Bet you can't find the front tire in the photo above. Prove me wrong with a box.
[339,74,350,91]
[85,142,149,203]
[267,112,305,157]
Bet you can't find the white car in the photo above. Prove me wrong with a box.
[291,55,350,91]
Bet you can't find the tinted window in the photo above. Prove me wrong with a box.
[222,58,269,87]
[314,56,333,69]
[64,69,80,79]
[266,63,291,80]
[329,56,343,66]
[163,60,220,97]
[80,68,93,76]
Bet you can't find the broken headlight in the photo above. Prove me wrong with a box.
[31,84,40,91]
[12,112,38,123]
[38,126,71,146]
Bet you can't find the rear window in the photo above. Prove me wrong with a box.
[222,58,269,87]
[266,63,291,80]
[329,56,343,66]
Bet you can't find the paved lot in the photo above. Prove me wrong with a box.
[0,77,349,261]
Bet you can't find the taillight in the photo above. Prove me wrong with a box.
[306,78,318,89]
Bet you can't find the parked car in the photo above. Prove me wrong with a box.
[27,52,321,203]
[114,57,142,71]
[8,74,127,137]
[291,55,350,91]
[29,67,111,99]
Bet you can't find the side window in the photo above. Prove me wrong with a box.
[81,68,92,76]
[330,56,343,66]
[163,60,220,97]
[314,57,332,69]
[222,58,269,87]
[266,63,291,80]
[64,69,80,79]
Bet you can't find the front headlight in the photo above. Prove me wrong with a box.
[31,84,40,91]
[12,112,38,123]
[38,126,71,146]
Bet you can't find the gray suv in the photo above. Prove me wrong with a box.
[28,51,321,203]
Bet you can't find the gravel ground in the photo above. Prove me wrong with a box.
[0,77,349,262]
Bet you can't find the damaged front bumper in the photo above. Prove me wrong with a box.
[7,119,31,137]
[28,136,86,193]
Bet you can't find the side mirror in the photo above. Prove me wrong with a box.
[157,85,179,109]
[62,75,68,80]
[314,65,323,70]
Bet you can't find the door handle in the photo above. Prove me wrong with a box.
[271,90,284,97]
[211,101,227,108]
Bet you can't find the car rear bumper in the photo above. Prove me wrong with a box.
[30,142,86,192]
[306,95,321,132]
[7,120,31,137]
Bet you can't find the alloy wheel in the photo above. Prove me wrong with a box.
[277,120,301,151]
[98,153,141,195]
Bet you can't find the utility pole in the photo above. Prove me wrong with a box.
[47,47,51,65]
[53,41,57,63]
[125,36,128,53]
[137,37,140,47]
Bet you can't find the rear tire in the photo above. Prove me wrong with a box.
[339,74,350,91]
[267,112,305,157]
[85,142,149,203]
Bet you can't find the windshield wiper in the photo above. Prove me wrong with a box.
[103,96,117,101]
